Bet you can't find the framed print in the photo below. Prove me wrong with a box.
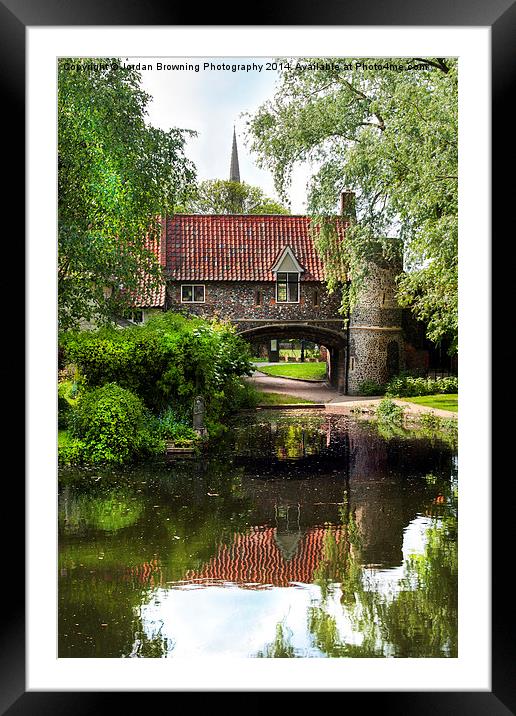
[9,0,512,710]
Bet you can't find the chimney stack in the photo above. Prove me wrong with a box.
[339,190,356,221]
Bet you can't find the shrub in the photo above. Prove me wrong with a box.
[376,398,405,425]
[418,413,442,430]
[154,406,198,443]
[58,395,72,429]
[358,379,386,396]
[58,437,87,465]
[419,413,459,433]
[386,375,458,398]
[69,383,163,464]
[221,378,259,410]
[60,314,254,431]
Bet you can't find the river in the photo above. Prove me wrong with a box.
[58,410,458,658]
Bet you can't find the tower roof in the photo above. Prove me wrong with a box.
[229,127,241,183]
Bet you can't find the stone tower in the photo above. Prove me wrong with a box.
[341,191,404,394]
[229,127,241,183]
[347,253,404,394]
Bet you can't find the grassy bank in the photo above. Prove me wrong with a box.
[400,394,458,412]
[255,391,314,405]
[257,362,327,381]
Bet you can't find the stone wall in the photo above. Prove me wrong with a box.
[347,259,404,394]
[166,280,343,326]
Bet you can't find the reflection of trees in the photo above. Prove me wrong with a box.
[59,486,144,534]
[129,620,174,658]
[307,476,457,658]
[256,623,295,658]
[58,460,253,657]
[378,508,458,657]
[231,415,339,462]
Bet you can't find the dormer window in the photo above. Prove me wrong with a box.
[276,272,299,303]
[271,246,304,304]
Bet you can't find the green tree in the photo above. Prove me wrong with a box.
[246,58,458,351]
[58,58,196,329]
[181,179,289,215]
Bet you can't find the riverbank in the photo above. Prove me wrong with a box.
[247,374,458,420]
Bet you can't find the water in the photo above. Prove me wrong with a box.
[58,411,458,658]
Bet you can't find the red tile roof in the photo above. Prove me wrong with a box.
[165,214,348,282]
[131,220,167,307]
[183,525,346,587]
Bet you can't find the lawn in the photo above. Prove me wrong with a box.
[256,391,314,405]
[401,394,458,412]
[257,362,327,381]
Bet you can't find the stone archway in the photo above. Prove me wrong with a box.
[236,322,348,394]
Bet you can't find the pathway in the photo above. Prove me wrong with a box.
[248,370,458,418]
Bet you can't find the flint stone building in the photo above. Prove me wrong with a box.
[136,209,405,396]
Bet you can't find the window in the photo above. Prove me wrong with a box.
[125,310,144,324]
[255,289,262,306]
[276,272,299,303]
[313,289,320,307]
[181,284,205,303]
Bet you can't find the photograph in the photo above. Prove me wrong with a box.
[56,55,459,660]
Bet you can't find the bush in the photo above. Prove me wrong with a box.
[58,437,87,465]
[386,375,458,398]
[221,378,259,410]
[58,395,72,429]
[60,314,255,431]
[153,406,198,443]
[69,383,163,464]
[358,379,386,396]
[376,398,405,425]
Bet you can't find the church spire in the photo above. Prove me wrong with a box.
[229,126,241,183]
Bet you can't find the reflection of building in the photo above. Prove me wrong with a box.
[184,525,344,587]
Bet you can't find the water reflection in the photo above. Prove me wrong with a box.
[59,413,457,658]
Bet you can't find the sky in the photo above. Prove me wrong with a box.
[127,56,312,213]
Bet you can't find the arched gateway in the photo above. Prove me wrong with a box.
[236,322,347,393]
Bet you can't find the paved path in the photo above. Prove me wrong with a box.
[248,370,458,418]
[249,370,372,405]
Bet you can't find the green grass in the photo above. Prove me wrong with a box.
[401,394,458,412]
[256,391,314,405]
[250,357,268,363]
[257,362,327,381]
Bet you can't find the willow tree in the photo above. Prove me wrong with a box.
[246,58,458,351]
[58,58,196,329]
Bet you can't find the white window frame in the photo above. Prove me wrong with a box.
[127,309,145,324]
[181,284,205,303]
[275,272,300,303]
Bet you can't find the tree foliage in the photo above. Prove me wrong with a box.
[61,313,254,426]
[180,179,289,215]
[246,58,458,350]
[58,58,197,329]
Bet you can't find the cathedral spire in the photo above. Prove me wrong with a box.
[229,126,241,183]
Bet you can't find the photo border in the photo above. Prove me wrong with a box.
[10,0,510,709]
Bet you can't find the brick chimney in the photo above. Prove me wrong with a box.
[339,190,356,221]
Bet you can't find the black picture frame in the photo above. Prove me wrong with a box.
[11,0,511,710]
